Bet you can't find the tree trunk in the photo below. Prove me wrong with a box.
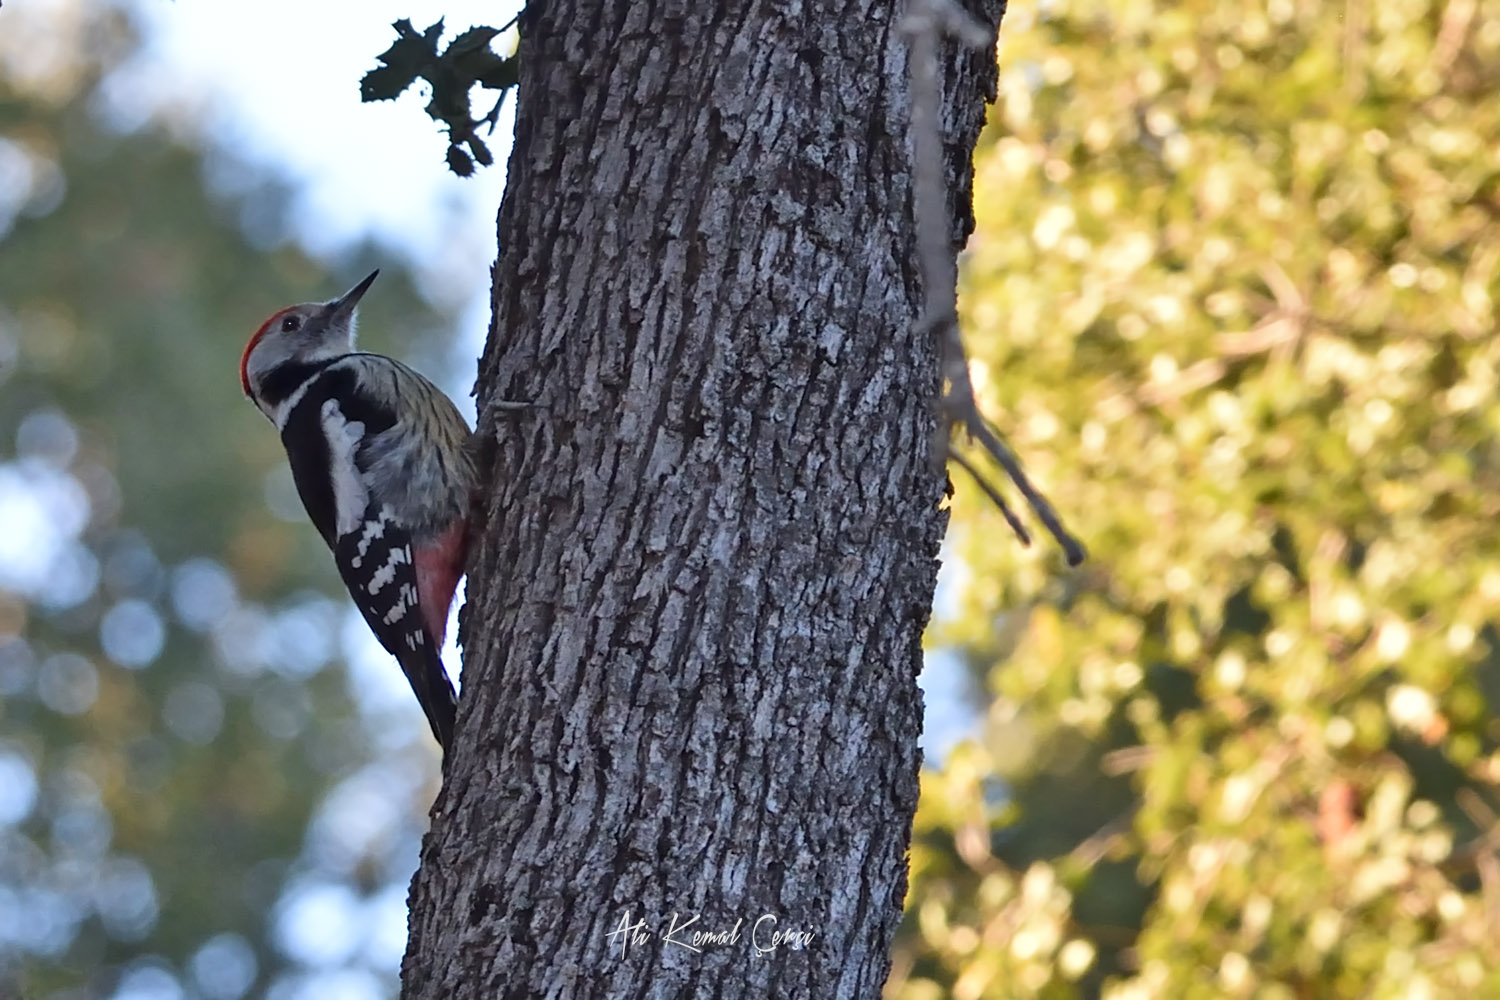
[403,2,1001,997]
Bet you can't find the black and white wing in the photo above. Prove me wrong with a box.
[277,363,458,749]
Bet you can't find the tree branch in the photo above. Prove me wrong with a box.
[902,0,1086,566]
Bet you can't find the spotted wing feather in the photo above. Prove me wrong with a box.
[334,508,457,748]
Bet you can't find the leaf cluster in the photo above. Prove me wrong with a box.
[360,18,518,176]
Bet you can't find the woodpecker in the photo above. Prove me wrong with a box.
[240,270,471,751]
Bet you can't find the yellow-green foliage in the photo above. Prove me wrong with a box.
[896,0,1500,995]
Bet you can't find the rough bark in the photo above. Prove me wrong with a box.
[403,2,1001,997]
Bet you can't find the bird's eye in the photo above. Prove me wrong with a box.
[281,315,301,333]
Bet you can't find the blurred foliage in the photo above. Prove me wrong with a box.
[0,4,455,998]
[360,17,517,177]
[895,0,1500,995]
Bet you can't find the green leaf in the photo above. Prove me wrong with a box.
[447,26,500,56]
[360,18,442,103]
[475,55,518,92]
[467,135,493,167]
[359,65,417,102]
[446,144,474,177]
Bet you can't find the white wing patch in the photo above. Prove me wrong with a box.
[320,398,370,537]
[349,510,390,569]
[386,582,419,627]
[367,544,411,595]
[335,507,425,656]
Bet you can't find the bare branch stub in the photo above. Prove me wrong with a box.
[948,447,1030,545]
[903,0,1086,567]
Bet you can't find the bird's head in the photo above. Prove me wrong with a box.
[240,269,379,401]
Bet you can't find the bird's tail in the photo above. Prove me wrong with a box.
[399,642,458,751]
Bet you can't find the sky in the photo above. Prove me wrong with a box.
[120,0,518,315]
